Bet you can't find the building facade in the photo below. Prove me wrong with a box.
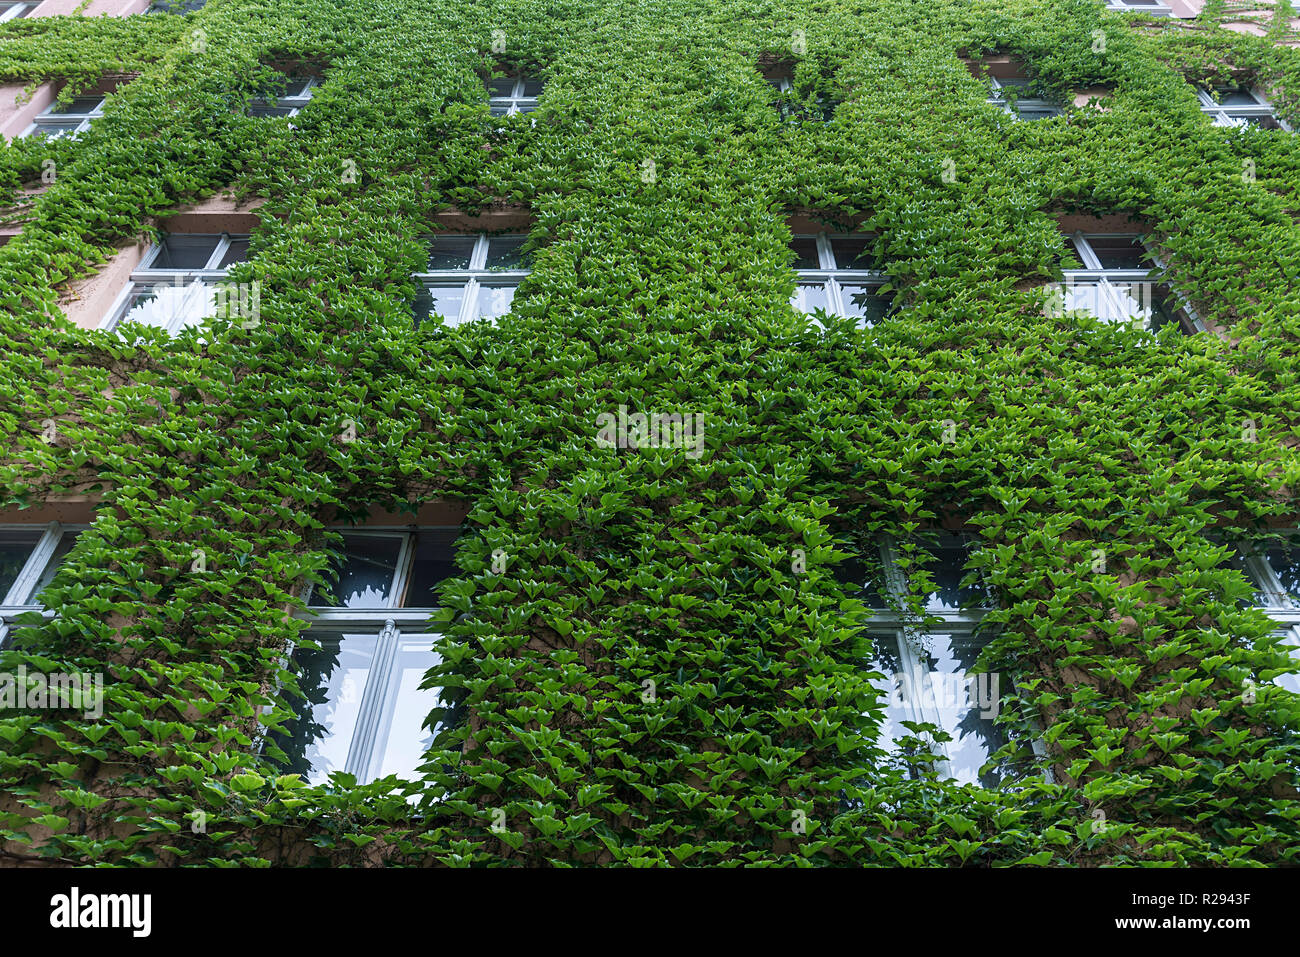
[0,0,1298,866]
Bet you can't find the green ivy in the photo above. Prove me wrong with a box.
[0,0,1297,867]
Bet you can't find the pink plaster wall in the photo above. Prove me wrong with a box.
[0,82,57,140]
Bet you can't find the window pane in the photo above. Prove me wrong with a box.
[519,78,544,97]
[153,234,222,270]
[32,120,84,139]
[790,236,820,270]
[1016,104,1060,120]
[320,534,403,608]
[917,534,987,610]
[281,77,313,98]
[840,284,891,325]
[415,285,467,326]
[834,548,889,607]
[1277,633,1300,696]
[50,97,103,116]
[373,637,443,779]
[484,235,528,269]
[400,530,458,608]
[486,77,516,97]
[1264,540,1300,600]
[1216,87,1259,107]
[791,281,830,314]
[868,632,914,756]
[425,236,476,270]
[920,632,1009,788]
[474,284,517,320]
[32,531,78,600]
[828,234,874,270]
[116,283,197,330]
[247,104,295,118]
[217,237,250,267]
[0,530,42,603]
[275,633,377,785]
[1087,235,1147,270]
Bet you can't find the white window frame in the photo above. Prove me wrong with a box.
[791,231,890,329]
[414,232,530,327]
[0,521,84,647]
[1105,0,1173,15]
[247,76,316,118]
[987,76,1062,121]
[276,527,454,786]
[1233,534,1300,695]
[1056,231,1203,332]
[487,75,540,117]
[21,95,106,140]
[100,232,249,335]
[1196,86,1290,132]
[0,2,38,22]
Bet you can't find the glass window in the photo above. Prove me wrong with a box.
[1263,539,1300,600]
[0,523,83,648]
[425,235,477,270]
[1085,235,1147,270]
[486,74,541,116]
[0,529,44,602]
[25,95,105,140]
[279,526,460,785]
[102,233,251,335]
[413,232,530,327]
[484,235,528,269]
[0,3,38,22]
[247,76,315,118]
[151,234,224,270]
[789,230,891,329]
[915,534,988,611]
[790,236,821,270]
[322,534,403,608]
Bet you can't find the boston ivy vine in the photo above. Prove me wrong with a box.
[0,0,1297,866]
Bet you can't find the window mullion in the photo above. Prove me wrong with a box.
[344,619,399,782]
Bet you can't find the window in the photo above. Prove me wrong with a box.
[146,0,207,11]
[1105,0,1172,15]
[790,231,891,328]
[247,76,316,118]
[1230,533,1300,696]
[413,232,530,327]
[274,528,458,786]
[0,522,82,648]
[1196,86,1289,132]
[0,2,37,22]
[988,76,1062,121]
[847,533,1019,788]
[765,71,836,123]
[101,232,250,334]
[486,74,542,116]
[1051,232,1189,331]
[23,96,105,140]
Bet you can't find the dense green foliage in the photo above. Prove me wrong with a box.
[1,0,1298,866]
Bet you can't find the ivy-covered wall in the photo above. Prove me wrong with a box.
[0,0,1298,867]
